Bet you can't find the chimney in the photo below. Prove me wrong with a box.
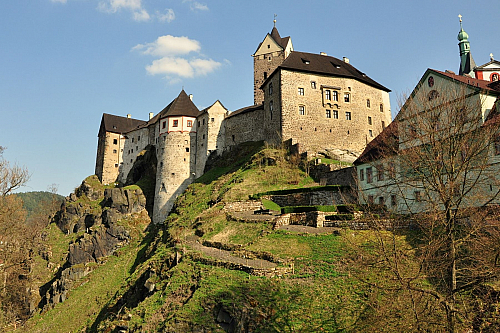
[343,57,349,64]
[149,112,154,120]
[127,114,131,119]
[320,52,327,56]
[189,94,193,101]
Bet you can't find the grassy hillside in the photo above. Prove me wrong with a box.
[19,143,428,332]
[15,191,64,216]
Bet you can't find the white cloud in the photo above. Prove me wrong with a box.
[134,35,221,82]
[98,0,150,21]
[133,35,201,56]
[156,8,175,23]
[191,2,208,11]
[51,0,67,3]
[182,0,208,11]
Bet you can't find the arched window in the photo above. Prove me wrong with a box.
[491,73,499,82]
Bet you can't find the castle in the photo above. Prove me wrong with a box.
[95,24,392,223]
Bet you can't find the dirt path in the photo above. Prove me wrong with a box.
[186,240,277,269]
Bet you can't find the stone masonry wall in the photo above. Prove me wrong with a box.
[153,131,197,223]
[195,103,226,177]
[224,108,267,150]
[95,132,124,185]
[119,127,150,183]
[254,50,285,105]
[277,69,392,155]
[265,190,350,207]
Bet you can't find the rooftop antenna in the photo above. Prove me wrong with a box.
[273,14,277,27]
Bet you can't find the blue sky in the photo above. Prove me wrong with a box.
[1,0,499,195]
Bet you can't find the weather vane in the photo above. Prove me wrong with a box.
[491,53,495,61]
[273,14,277,27]
[458,14,462,22]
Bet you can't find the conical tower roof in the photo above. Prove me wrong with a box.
[159,90,200,118]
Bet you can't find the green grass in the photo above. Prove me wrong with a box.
[261,198,281,211]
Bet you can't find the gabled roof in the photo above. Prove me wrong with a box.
[158,89,200,118]
[432,69,500,93]
[262,51,390,92]
[354,120,399,165]
[199,100,229,116]
[474,59,500,70]
[253,27,291,55]
[98,113,146,136]
[226,104,264,119]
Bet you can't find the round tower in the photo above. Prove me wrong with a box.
[153,90,200,223]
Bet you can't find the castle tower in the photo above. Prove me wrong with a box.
[252,19,293,105]
[153,90,200,223]
[458,14,476,77]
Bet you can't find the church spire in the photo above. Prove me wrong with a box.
[457,14,476,77]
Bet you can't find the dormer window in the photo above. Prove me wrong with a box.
[301,58,310,65]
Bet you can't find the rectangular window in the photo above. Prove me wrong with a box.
[368,116,372,125]
[326,109,331,118]
[344,93,350,102]
[382,121,385,129]
[345,112,351,120]
[333,110,338,119]
[113,139,118,145]
[379,196,385,206]
[264,72,267,79]
[359,168,365,181]
[391,194,397,207]
[311,81,316,89]
[185,148,190,152]
[269,83,273,95]
[369,130,373,137]
[325,90,331,100]
[368,195,374,204]
[131,137,134,143]
[187,120,193,127]
[380,104,384,112]
[298,87,304,95]
[162,121,166,129]
[173,120,178,127]
[211,118,214,122]
[138,136,140,141]
[113,149,117,154]
[366,167,373,183]
[332,91,338,101]
[299,105,306,115]
[377,165,384,181]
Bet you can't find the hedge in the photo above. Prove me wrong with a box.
[250,185,349,200]
[280,205,338,214]
[325,214,354,221]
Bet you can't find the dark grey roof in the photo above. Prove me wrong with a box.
[158,90,200,118]
[98,113,146,136]
[459,53,476,76]
[226,104,264,119]
[254,27,291,55]
[264,51,390,92]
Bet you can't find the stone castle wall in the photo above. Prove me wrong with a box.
[119,127,150,183]
[153,131,197,223]
[195,103,226,177]
[254,50,285,105]
[274,69,392,154]
[224,108,267,150]
[95,132,124,185]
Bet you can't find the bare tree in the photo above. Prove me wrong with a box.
[351,81,500,332]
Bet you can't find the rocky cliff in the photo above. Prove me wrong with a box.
[40,176,150,311]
